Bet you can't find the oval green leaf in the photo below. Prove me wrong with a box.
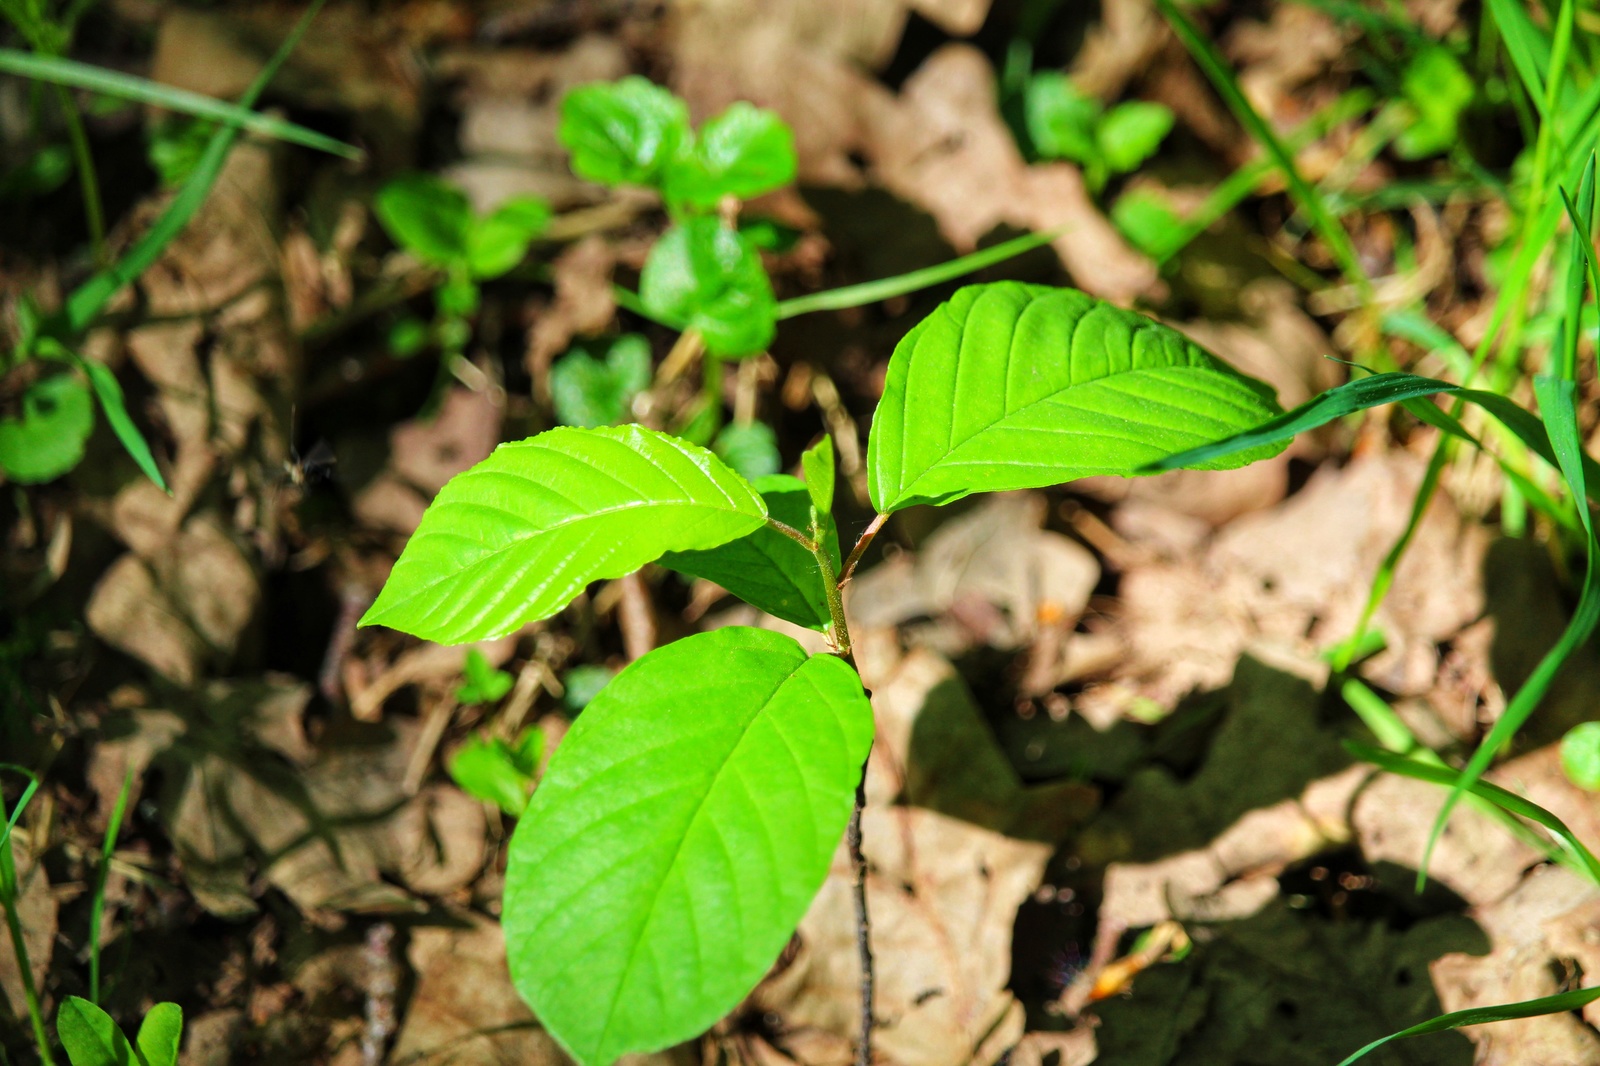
[662,474,840,629]
[0,373,94,484]
[801,434,835,516]
[135,1002,183,1066]
[663,101,797,210]
[559,77,690,189]
[1563,722,1600,791]
[866,282,1286,512]
[504,627,874,1065]
[57,996,133,1066]
[466,195,552,279]
[359,425,767,644]
[374,174,473,265]
[640,218,776,358]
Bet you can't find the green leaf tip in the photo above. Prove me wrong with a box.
[503,626,874,1065]
[359,424,768,645]
[866,281,1285,513]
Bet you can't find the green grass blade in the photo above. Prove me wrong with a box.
[0,766,54,1066]
[64,348,167,491]
[0,49,362,159]
[0,764,41,861]
[1155,0,1368,291]
[88,766,134,1005]
[1420,377,1600,889]
[1334,984,1600,1066]
[61,0,329,334]
[774,228,1060,319]
[1351,742,1600,886]
[1485,0,1552,118]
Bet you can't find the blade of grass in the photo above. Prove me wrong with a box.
[775,227,1061,319]
[1350,741,1600,885]
[0,765,53,1066]
[1154,0,1369,293]
[88,765,133,1005]
[1486,0,1553,118]
[0,49,362,159]
[1334,982,1600,1066]
[53,82,105,261]
[59,0,330,335]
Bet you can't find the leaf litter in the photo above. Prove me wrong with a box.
[6,0,1600,1063]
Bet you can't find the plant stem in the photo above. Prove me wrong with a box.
[813,526,873,1061]
[764,516,816,552]
[840,513,887,586]
[0,794,56,1066]
[52,83,105,262]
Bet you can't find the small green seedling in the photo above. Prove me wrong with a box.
[1024,72,1174,191]
[1391,45,1475,159]
[455,648,513,705]
[374,173,551,360]
[550,334,653,427]
[1561,722,1600,790]
[448,729,545,816]
[559,78,796,360]
[360,280,1288,1064]
[560,666,615,713]
[56,997,182,1066]
[709,420,780,481]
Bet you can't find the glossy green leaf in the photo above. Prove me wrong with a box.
[0,373,95,484]
[1097,100,1174,174]
[467,195,552,279]
[359,425,767,644]
[712,421,780,480]
[134,1003,182,1066]
[801,435,835,517]
[1335,984,1600,1066]
[662,474,840,629]
[550,335,652,427]
[664,102,797,210]
[375,174,473,265]
[503,627,874,1065]
[640,218,776,358]
[1112,187,1183,259]
[867,282,1285,512]
[57,996,134,1066]
[559,77,690,189]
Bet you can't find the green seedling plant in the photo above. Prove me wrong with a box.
[550,334,653,428]
[448,729,544,817]
[359,279,1291,1063]
[0,0,357,490]
[375,174,551,363]
[1023,72,1174,192]
[55,997,181,1066]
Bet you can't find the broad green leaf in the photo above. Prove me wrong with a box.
[712,421,780,480]
[561,665,614,712]
[640,218,776,358]
[0,373,95,484]
[457,648,513,704]
[375,174,473,265]
[801,435,835,517]
[449,734,536,815]
[866,282,1285,513]
[1394,46,1473,159]
[550,335,653,427]
[359,425,767,644]
[57,996,134,1066]
[1334,984,1600,1066]
[134,1003,182,1066]
[662,474,840,629]
[559,77,690,188]
[1024,72,1100,163]
[664,102,797,210]
[467,195,552,279]
[503,627,874,1065]
[1097,100,1174,174]
[1562,722,1600,791]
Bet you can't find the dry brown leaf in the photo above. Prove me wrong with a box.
[757,806,1049,1066]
